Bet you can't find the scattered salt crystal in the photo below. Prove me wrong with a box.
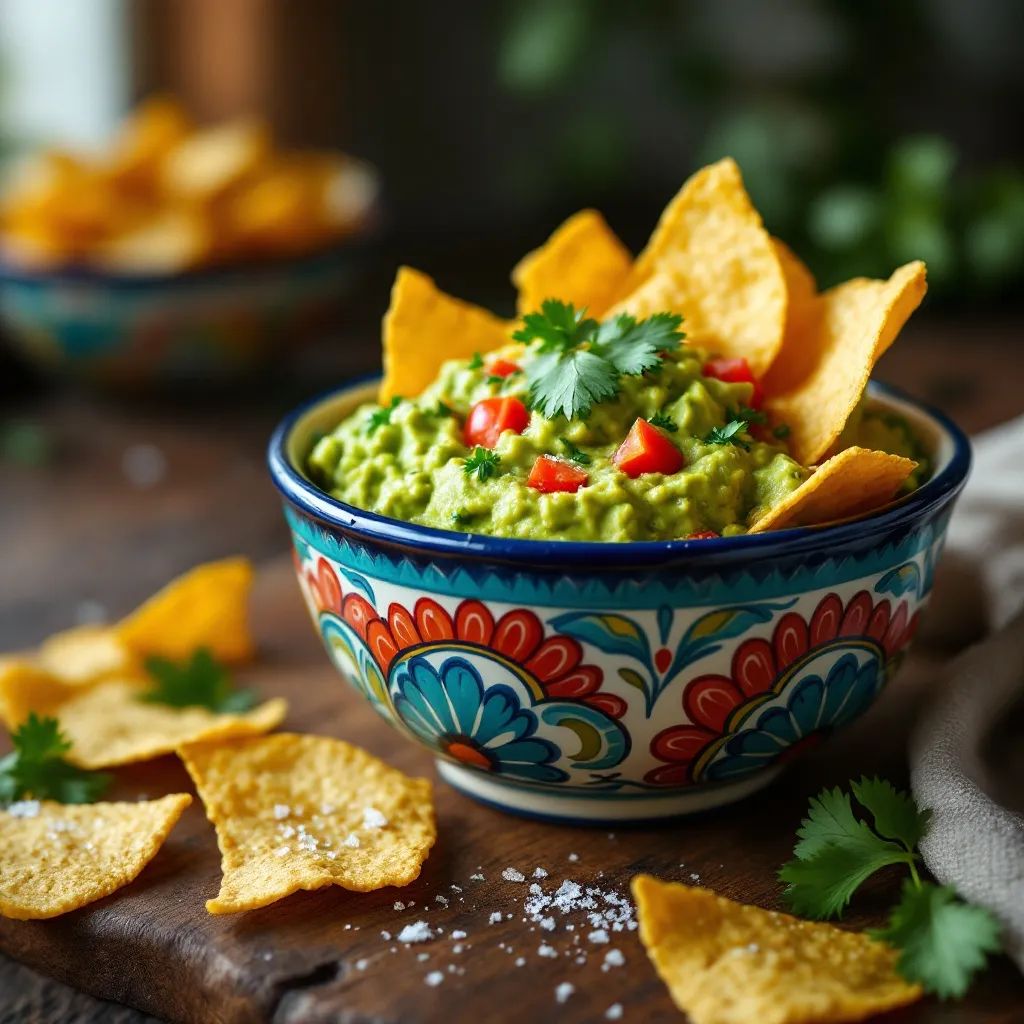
[453,944,464,954]
[539,917,555,931]
[274,846,290,857]
[538,943,557,958]
[488,912,502,924]
[690,873,700,881]
[515,957,526,967]
[381,930,392,941]
[320,802,335,815]
[603,949,625,969]
[424,971,444,987]
[355,958,369,971]
[273,804,291,820]
[533,867,548,879]
[574,954,586,965]
[417,952,430,962]
[324,850,338,860]
[362,806,388,829]
[470,872,485,881]
[502,867,525,882]
[394,901,406,911]
[606,1003,623,1020]
[7,800,40,818]
[555,982,575,1004]
[568,853,579,862]
[588,929,609,944]
[278,824,296,839]
[451,930,467,940]
[342,833,360,848]
[435,894,449,906]
[451,884,463,892]
[398,921,435,944]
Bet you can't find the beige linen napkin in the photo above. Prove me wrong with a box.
[909,415,1024,971]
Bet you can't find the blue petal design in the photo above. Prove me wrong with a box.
[875,562,921,598]
[550,612,652,663]
[338,567,376,604]
[657,604,673,645]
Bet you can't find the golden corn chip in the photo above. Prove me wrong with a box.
[512,209,632,318]
[0,795,191,920]
[96,207,212,274]
[764,261,927,465]
[380,267,510,402]
[749,447,916,533]
[0,670,287,769]
[36,625,133,684]
[632,876,921,1024]
[162,118,270,201]
[106,95,193,190]
[180,733,436,914]
[608,159,786,376]
[117,557,256,664]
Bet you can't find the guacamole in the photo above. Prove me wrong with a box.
[305,336,924,542]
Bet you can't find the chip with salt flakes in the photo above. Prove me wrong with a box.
[632,876,921,1024]
[380,266,511,402]
[512,208,632,318]
[763,261,927,465]
[180,733,436,914]
[117,557,256,664]
[749,447,916,534]
[0,669,287,769]
[0,794,191,920]
[607,158,787,376]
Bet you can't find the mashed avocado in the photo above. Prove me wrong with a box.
[306,344,923,542]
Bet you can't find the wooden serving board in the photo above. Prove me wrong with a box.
[2,558,1022,1024]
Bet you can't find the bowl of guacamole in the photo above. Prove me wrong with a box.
[268,370,968,824]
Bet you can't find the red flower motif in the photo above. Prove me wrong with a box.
[299,555,625,721]
[646,590,919,786]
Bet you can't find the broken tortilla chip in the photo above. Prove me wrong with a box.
[512,209,632,318]
[764,261,927,465]
[607,159,786,376]
[380,266,511,402]
[632,876,921,1024]
[180,733,436,914]
[36,625,134,684]
[117,557,255,664]
[749,447,916,533]
[0,794,191,920]
[0,669,287,769]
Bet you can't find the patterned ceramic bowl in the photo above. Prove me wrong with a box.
[0,244,363,388]
[268,379,970,824]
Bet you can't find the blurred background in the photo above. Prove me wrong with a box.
[1,0,1023,637]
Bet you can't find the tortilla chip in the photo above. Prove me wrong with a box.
[512,209,632,318]
[380,267,510,402]
[117,557,255,664]
[180,733,436,914]
[632,876,921,1024]
[607,159,786,376]
[0,670,287,769]
[0,794,191,920]
[36,625,134,684]
[161,118,270,201]
[764,261,927,465]
[749,447,915,533]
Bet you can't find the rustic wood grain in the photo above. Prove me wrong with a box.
[2,324,1023,1023]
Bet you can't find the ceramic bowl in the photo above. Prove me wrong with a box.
[268,379,970,824]
[0,244,364,388]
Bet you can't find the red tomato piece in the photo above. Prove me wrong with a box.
[686,530,720,540]
[702,357,764,408]
[527,455,588,493]
[612,418,684,477]
[463,396,530,448]
[487,358,521,378]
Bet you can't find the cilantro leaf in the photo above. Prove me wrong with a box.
[512,299,597,353]
[527,349,618,421]
[728,405,768,426]
[649,412,678,433]
[366,396,402,435]
[430,400,455,418]
[141,648,256,713]
[871,882,1002,998]
[468,352,484,369]
[560,438,591,465]
[705,419,751,449]
[852,777,931,853]
[463,446,501,482]
[0,713,110,805]
[594,312,683,375]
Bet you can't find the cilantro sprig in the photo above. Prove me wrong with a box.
[649,412,678,433]
[0,714,110,805]
[560,438,591,465]
[366,396,402,435]
[140,648,257,713]
[463,447,501,482]
[704,419,751,450]
[511,300,684,421]
[780,778,1001,997]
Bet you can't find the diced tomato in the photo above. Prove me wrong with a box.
[702,357,764,408]
[527,455,588,493]
[612,418,684,477]
[463,396,530,449]
[686,530,720,540]
[487,358,521,378]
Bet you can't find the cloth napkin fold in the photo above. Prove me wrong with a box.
[909,414,1024,972]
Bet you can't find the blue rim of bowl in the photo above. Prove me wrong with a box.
[267,377,972,569]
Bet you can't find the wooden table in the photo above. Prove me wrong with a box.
[2,321,1023,1023]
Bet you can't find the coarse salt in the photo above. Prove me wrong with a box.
[273,804,291,820]
[398,921,435,944]
[362,806,388,829]
[424,970,444,987]
[555,982,575,1004]
[538,943,557,958]
[606,1003,623,1020]
[502,867,526,882]
[6,800,40,818]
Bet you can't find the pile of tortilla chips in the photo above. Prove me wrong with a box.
[0,96,378,274]
[381,157,928,534]
[633,875,922,1024]
[0,558,436,920]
